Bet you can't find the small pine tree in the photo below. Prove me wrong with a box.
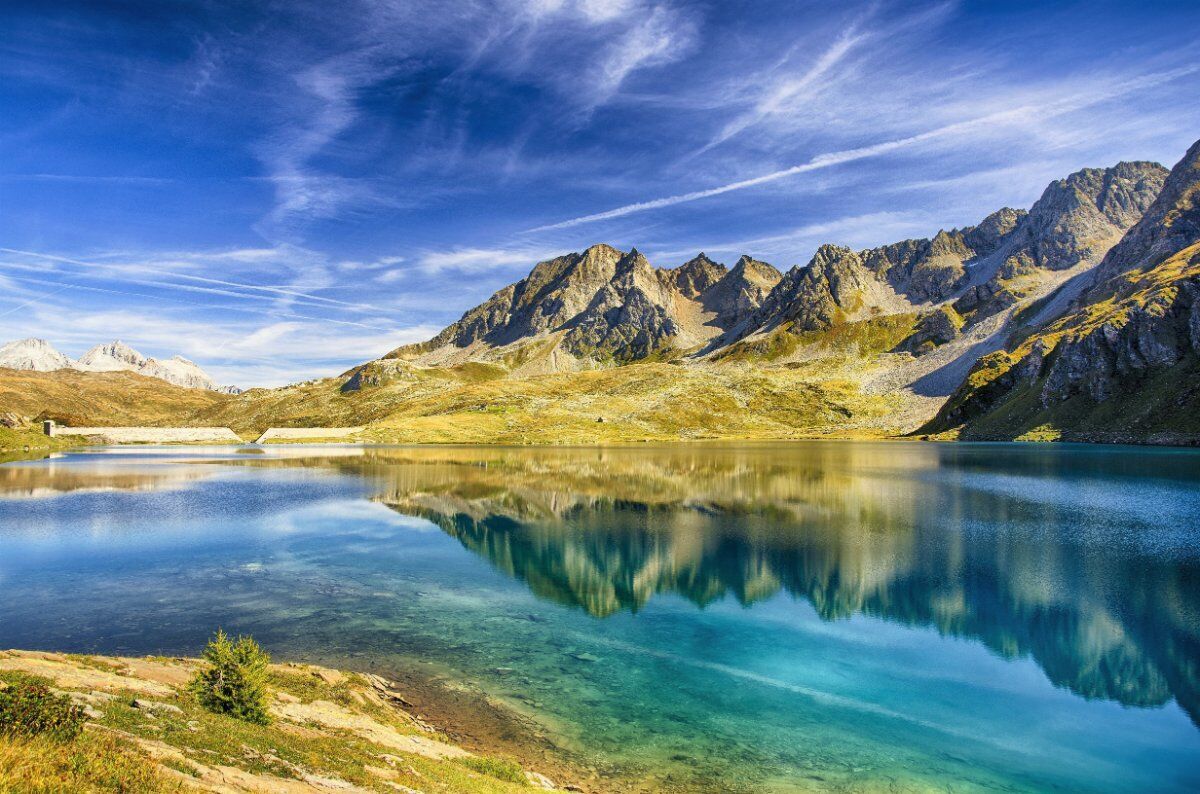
[189,629,272,725]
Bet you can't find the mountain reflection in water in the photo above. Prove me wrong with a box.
[236,442,1200,727]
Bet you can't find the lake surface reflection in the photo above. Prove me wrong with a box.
[2,442,1199,792]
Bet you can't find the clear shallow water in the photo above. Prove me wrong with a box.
[1,442,1199,792]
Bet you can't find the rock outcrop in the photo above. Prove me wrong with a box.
[952,161,1167,321]
[388,244,783,366]
[671,253,727,298]
[927,141,1200,440]
[560,249,684,360]
[699,255,782,328]
[736,245,912,339]
[862,207,1025,304]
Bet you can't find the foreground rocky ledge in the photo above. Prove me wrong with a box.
[0,649,573,793]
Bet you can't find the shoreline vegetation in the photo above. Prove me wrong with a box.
[0,645,592,793]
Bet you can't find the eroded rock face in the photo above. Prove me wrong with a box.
[389,246,785,364]
[1005,162,1166,274]
[415,244,627,351]
[741,245,908,337]
[956,161,1168,321]
[1089,141,1200,291]
[561,250,683,360]
[897,306,964,355]
[1034,274,1200,406]
[861,207,1026,304]
[672,253,727,298]
[696,255,782,329]
[927,140,1200,438]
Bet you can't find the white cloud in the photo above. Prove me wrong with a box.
[583,5,692,110]
[415,246,557,274]
[0,246,378,313]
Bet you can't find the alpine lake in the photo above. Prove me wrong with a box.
[1,441,1198,792]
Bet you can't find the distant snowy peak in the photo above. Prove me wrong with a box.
[77,340,149,371]
[0,338,74,372]
[0,337,238,392]
[140,355,219,391]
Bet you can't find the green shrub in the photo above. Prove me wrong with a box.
[0,678,86,741]
[189,630,272,725]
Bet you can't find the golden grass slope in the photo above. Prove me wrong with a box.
[0,317,932,444]
[195,354,904,443]
[0,368,232,427]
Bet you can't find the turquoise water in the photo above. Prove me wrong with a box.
[1,442,1199,791]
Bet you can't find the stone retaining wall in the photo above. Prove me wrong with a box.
[53,426,242,443]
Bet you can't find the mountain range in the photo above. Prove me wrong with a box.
[5,137,1199,444]
[0,338,238,393]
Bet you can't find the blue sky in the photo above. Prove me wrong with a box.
[1,0,1198,386]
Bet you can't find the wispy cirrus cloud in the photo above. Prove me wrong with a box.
[0,174,173,185]
[0,247,366,311]
[695,25,868,156]
[530,64,1199,232]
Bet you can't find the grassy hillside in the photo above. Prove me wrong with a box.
[0,650,567,793]
[944,354,1200,444]
[0,368,232,427]
[196,358,903,443]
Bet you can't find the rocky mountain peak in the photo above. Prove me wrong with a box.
[671,253,727,298]
[78,340,149,370]
[965,207,1026,250]
[927,139,1199,441]
[698,254,782,327]
[0,337,233,391]
[140,355,220,391]
[1007,160,1167,273]
[735,244,909,338]
[1088,142,1200,290]
[615,248,653,275]
[730,254,782,283]
[370,147,1176,391]
[949,160,1168,321]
